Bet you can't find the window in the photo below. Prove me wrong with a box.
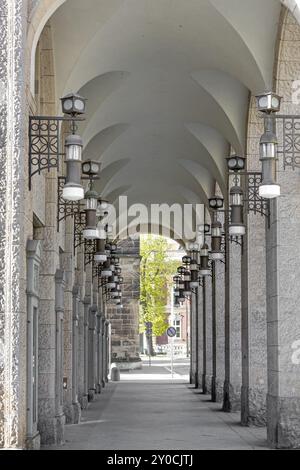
[173,319,181,338]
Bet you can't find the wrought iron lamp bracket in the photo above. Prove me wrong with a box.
[28,115,84,190]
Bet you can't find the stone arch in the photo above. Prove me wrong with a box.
[28,0,66,94]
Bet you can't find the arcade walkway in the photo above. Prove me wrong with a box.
[50,358,268,450]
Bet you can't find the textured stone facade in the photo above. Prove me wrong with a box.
[107,238,140,365]
[266,7,300,448]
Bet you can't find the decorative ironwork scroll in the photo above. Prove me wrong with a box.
[276,115,300,170]
[28,117,63,189]
[245,172,270,219]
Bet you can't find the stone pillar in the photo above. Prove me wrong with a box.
[54,270,65,445]
[26,240,42,449]
[189,292,196,385]
[228,240,242,411]
[205,275,213,396]
[82,297,90,405]
[201,282,207,394]
[104,320,110,382]
[88,306,97,401]
[215,254,225,403]
[96,312,102,393]
[0,0,28,449]
[192,291,200,388]
[77,246,88,409]
[62,217,76,423]
[211,261,217,402]
[101,317,106,387]
[36,179,63,445]
[196,286,203,389]
[241,96,267,426]
[266,8,300,448]
[71,286,81,423]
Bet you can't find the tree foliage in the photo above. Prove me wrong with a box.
[140,235,179,337]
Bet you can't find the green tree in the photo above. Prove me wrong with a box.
[140,235,179,354]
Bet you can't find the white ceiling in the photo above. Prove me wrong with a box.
[48,0,282,239]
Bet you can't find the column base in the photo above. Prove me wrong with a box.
[26,432,40,450]
[39,413,65,446]
[88,388,96,402]
[72,401,81,424]
[79,394,89,410]
[267,394,300,449]
[205,375,212,395]
[241,385,266,426]
[63,401,81,424]
[215,378,224,403]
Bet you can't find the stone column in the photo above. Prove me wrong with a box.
[104,320,110,382]
[211,261,217,402]
[101,316,107,387]
[223,207,242,412]
[197,286,203,389]
[215,254,225,403]
[0,0,28,449]
[201,282,207,394]
[241,96,267,426]
[205,275,213,396]
[77,246,87,409]
[71,286,81,423]
[82,297,90,406]
[266,8,300,447]
[26,240,42,449]
[189,291,196,385]
[54,269,65,445]
[193,291,200,389]
[96,312,102,393]
[229,240,242,411]
[88,306,97,401]
[36,177,63,445]
[62,217,76,423]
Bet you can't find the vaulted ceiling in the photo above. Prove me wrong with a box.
[47,0,282,240]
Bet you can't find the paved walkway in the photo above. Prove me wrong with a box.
[50,357,268,450]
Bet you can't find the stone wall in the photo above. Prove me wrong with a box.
[107,238,141,364]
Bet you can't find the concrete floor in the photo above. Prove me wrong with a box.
[50,357,268,450]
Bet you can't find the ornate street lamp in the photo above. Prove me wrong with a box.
[210,219,224,260]
[61,93,87,116]
[229,185,246,236]
[256,91,281,199]
[62,134,84,201]
[256,92,281,114]
[94,238,107,263]
[199,243,210,277]
[83,185,99,240]
[190,259,199,288]
[258,120,280,199]
[226,155,246,172]
[182,255,191,266]
[209,196,224,210]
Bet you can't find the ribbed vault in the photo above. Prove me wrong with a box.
[31,0,284,242]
